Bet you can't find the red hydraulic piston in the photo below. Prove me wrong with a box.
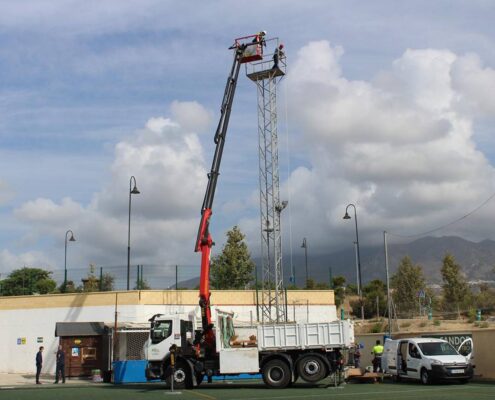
[196,208,213,329]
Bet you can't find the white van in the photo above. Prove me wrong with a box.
[382,337,474,384]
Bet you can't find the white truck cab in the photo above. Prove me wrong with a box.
[382,337,474,384]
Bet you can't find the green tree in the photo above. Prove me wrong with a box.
[362,279,387,319]
[391,256,426,317]
[211,226,255,289]
[1,267,57,296]
[474,283,495,311]
[101,273,115,291]
[77,272,115,292]
[134,276,151,290]
[332,276,346,308]
[346,283,358,295]
[81,274,100,292]
[441,253,471,317]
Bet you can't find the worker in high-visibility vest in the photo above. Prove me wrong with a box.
[371,340,384,373]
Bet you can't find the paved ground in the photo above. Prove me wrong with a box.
[0,378,493,400]
[0,373,93,387]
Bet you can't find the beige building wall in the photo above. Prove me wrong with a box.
[0,289,334,310]
[0,289,336,374]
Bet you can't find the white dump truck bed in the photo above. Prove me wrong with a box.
[257,320,354,351]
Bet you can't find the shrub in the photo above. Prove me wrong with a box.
[370,322,384,333]
[433,319,441,326]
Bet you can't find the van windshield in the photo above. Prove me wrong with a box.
[418,342,458,356]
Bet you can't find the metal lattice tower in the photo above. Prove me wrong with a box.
[247,41,287,323]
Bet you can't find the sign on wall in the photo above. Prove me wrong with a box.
[422,333,472,347]
[37,337,43,343]
[17,338,27,345]
[72,347,80,357]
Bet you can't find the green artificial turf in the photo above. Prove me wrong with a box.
[0,379,493,400]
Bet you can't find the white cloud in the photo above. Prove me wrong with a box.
[12,102,210,268]
[170,101,212,134]
[0,249,54,275]
[451,53,495,116]
[283,41,495,250]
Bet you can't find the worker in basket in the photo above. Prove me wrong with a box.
[372,340,384,372]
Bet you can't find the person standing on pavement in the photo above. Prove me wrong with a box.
[35,346,44,384]
[54,345,66,383]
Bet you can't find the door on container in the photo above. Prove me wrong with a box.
[61,336,103,377]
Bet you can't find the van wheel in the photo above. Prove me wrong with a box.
[262,359,291,388]
[297,354,327,383]
[420,368,430,385]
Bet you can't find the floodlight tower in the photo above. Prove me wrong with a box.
[247,38,287,323]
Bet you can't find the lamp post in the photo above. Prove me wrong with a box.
[127,176,140,291]
[64,229,76,292]
[384,230,392,337]
[343,204,364,320]
[301,238,308,287]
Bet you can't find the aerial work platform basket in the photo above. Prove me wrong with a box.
[246,37,286,82]
[233,33,265,63]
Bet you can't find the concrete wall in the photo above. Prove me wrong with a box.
[356,328,495,380]
[0,289,336,374]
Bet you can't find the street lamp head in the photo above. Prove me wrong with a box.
[343,212,351,220]
[131,185,140,195]
[69,233,76,242]
[301,238,306,248]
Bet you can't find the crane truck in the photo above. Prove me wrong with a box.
[145,34,355,389]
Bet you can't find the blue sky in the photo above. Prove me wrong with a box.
[1,0,495,276]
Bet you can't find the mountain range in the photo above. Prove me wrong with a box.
[289,236,495,286]
[175,236,495,289]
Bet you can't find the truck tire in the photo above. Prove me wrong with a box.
[262,359,291,388]
[297,354,327,383]
[420,368,430,385]
[166,362,193,389]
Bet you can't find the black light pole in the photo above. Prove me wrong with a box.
[64,229,76,292]
[127,176,140,291]
[301,238,308,287]
[343,204,364,320]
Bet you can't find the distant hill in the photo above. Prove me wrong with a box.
[287,236,495,286]
[175,236,495,289]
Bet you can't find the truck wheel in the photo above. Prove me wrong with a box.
[262,359,291,388]
[420,368,430,385]
[297,354,327,383]
[166,362,193,389]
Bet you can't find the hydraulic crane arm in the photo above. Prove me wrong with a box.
[195,44,246,338]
